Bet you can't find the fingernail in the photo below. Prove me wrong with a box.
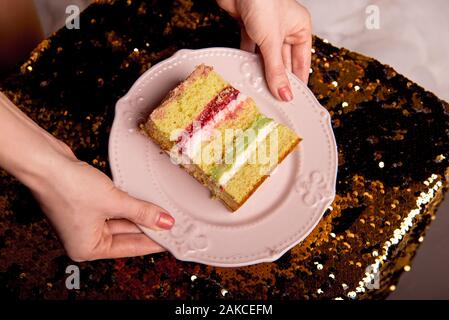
[156,213,175,230]
[278,86,293,102]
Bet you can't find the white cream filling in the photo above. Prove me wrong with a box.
[218,121,278,186]
[173,93,248,161]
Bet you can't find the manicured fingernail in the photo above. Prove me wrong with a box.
[278,86,293,102]
[156,213,175,230]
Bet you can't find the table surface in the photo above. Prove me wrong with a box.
[0,0,448,300]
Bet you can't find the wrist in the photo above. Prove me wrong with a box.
[10,134,74,192]
[0,92,77,191]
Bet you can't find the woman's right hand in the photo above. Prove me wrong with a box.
[217,0,312,101]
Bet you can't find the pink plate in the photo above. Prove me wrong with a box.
[109,48,337,267]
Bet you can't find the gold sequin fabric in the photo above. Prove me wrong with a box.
[0,0,448,299]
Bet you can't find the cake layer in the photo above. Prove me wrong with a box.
[195,98,260,173]
[176,120,300,211]
[146,64,228,149]
[174,88,247,160]
[210,115,278,186]
[222,125,300,208]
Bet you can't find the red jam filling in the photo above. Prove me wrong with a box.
[176,86,240,146]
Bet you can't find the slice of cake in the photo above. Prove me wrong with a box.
[142,64,300,211]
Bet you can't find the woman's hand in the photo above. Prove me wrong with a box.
[32,148,175,262]
[0,92,175,262]
[217,0,312,101]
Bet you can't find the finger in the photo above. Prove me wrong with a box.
[96,233,166,260]
[112,189,175,231]
[282,43,292,73]
[291,32,312,84]
[259,37,293,102]
[106,219,142,235]
[240,27,256,53]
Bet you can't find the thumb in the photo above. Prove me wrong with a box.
[259,37,293,102]
[113,190,175,231]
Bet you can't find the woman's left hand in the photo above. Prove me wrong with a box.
[217,0,312,102]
